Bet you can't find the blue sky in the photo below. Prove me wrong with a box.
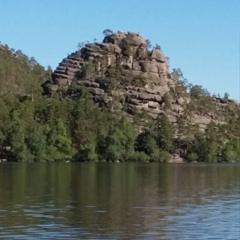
[1,0,239,100]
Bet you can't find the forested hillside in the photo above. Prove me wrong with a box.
[0,32,239,163]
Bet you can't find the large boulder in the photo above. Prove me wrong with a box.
[103,32,146,47]
[151,49,167,63]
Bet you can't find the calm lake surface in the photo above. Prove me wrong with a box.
[0,163,239,239]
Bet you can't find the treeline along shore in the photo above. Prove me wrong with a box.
[0,31,239,163]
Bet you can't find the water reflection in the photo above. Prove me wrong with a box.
[0,163,239,239]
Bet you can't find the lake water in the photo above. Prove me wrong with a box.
[0,163,239,239]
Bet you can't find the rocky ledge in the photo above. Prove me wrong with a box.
[43,31,239,133]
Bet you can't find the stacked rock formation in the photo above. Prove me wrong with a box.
[46,31,238,131]
[48,31,188,121]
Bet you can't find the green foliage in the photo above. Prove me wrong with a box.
[121,37,134,56]
[69,92,107,148]
[7,110,29,161]
[131,151,150,162]
[171,68,189,93]
[102,29,113,37]
[76,143,98,162]
[101,117,136,162]
[141,132,160,160]
[0,45,46,97]
[220,139,240,162]
[190,85,210,99]
[0,42,239,163]
[188,84,216,114]
[187,152,198,162]
[186,122,231,162]
[25,123,46,161]
[158,150,172,163]
[45,119,74,161]
[135,115,174,162]
[79,60,96,79]
[188,134,208,161]
[106,65,123,90]
[0,84,239,163]
[205,122,220,162]
[154,114,174,152]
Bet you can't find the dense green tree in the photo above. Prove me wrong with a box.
[190,85,210,99]
[102,117,136,162]
[221,139,240,162]
[154,114,174,152]
[136,123,172,163]
[0,42,240,163]
[45,119,74,161]
[0,45,46,97]
[70,94,103,148]
[141,133,160,161]
[79,60,96,79]
[189,134,208,161]
[205,123,220,162]
[25,123,46,161]
[7,110,29,161]
[76,142,98,162]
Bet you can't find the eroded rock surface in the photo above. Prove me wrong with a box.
[49,32,177,116]
[45,31,239,132]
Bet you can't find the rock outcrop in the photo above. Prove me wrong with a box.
[44,31,239,132]
[48,32,181,117]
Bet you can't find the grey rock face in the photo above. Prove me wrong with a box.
[50,32,173,118]
[49,31,235,130]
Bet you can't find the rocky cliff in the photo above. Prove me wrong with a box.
[44,31,239,134]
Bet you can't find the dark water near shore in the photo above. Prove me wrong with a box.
[0,163,239,239]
